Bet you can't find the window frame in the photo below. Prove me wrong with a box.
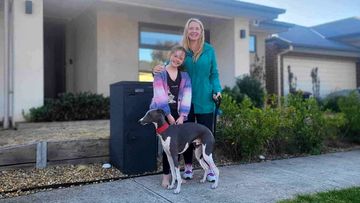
[249,35,257,53]
[139,22,184,51]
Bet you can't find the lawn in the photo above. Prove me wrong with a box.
[279,187,360,203]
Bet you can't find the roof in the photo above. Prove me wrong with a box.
[275,25,360,53]
[312,17,360,39]
[102,0,285,20]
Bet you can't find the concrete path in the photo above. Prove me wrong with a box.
[2,150,360,203]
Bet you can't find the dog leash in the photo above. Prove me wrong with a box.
[212,96,221,137]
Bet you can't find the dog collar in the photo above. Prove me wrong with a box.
[156,123,169,134]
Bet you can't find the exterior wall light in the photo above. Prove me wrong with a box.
[240,29,246,39]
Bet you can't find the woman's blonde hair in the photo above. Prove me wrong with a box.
[181,18,205,62]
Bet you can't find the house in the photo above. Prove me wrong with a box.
[266,17,360,98]
[0,0,292,128]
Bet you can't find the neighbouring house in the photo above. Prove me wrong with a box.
[266,17,360,98]
[0,0,292,127]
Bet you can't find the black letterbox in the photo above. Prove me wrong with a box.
[110,81,157,175]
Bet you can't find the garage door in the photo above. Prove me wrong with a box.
[283,56,357,97]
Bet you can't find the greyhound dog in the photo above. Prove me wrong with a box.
[139,109,219,194]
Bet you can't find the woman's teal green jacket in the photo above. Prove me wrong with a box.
[183,42,222,114]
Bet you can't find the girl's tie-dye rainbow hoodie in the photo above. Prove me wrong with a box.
[150,70,192,119]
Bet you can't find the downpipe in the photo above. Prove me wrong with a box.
[276,45,293,105]
[3,0,9,129]
[2,0,13,129]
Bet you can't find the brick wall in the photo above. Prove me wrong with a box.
[265,41,279,94]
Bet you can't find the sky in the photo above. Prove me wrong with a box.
[239,0,360,26]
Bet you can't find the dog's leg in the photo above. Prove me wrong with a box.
[194,145,209,183]
[202,145,219,189]
[165,151,182,193]
[173,164,182,194]
[165,152,176,190]
[169,151,182,194]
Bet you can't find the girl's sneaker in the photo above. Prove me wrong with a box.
[206,170,216,182]
[182,164,193,179]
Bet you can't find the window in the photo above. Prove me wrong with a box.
[138,23,210,81]
[138,23,183,82]
[249,35,256,53]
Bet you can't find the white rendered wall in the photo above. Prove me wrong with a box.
[68,3,253,96]
[96,9,138,96]
[234,17,250,77]
[12,0,43,122]
[211,18,236,88]
[211,17,250,88]
[93,4,212,96]
[72,9,97,93]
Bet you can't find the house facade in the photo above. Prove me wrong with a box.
[266,17,360,97]
[0,0,291,127]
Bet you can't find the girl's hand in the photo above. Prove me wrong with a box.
[167,115,176,125]
[153,65,165,74]
[175,116,184,125]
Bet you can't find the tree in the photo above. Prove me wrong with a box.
[287,65,297,94]
[311,67,320,98]
[250,54,266,88]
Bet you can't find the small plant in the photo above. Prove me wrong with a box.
[222,75,265,108]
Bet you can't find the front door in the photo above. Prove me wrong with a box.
[44,20,66,99]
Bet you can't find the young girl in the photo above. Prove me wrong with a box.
[150,45,192,188]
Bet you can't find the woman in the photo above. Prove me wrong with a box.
[154,18,222,182]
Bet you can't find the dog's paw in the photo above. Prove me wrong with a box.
[211,183,218,189]
[200,179,206,183]
[167,185,175,190]
[173,188,181,194]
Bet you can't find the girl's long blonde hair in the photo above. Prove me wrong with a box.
[181,18,205,62]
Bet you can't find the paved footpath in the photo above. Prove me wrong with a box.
[2,150,360,203]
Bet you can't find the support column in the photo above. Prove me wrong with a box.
[234,17,250,77]
[211,17,250,88]
[12,0,44,122]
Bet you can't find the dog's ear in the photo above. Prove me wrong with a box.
[156,109,165,116]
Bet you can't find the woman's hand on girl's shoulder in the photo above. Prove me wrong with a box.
[153,65,165,74]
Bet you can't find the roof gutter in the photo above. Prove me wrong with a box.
[277,45,293,104]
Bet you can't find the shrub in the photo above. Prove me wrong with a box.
[222,75,265,107]
[322,95,346,112]
[284,94,327,154]
[217,94,281,160]
[28,92,109,122]
[338,91,360,143]
[322,112,347,141]
[217,93,334,161]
